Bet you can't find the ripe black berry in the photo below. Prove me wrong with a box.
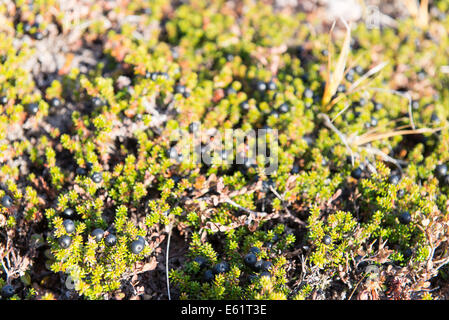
[193,256,207,268]
[225,87,237,95]
[0,96,8,105]
[255,80,266,92]
[278,103,289,114]
[62,208,75,219]
[373,101,383,111]
[388,174,401,185]
[58,235,72,249]
[240,101,250,111]
[337,84,346,93]
[397,189,405,198]
[136,235,145,244]
[354,65,364,75]
[1,195,13,208]
[23,22,32,33]
[174,85,186,94]
[105,234,117,247]
[145,71,153,79]
[249,247,260,254]
[304,88,314,99]
[431,113,440,124]
[1,285,14,298]
[261,179,275,193]
[158,72,169,80]
[76,167,87,176]
[91,97,104,108]
[435,164,448,178]
[49,97,61,108]
[399,211,412,225]
[63,219,75,234]
[188,122,200,134]
[266,80,277,91]
[244,253,257,267]
[323,235,332,245]
[213,261,229,274]
[345,72,354,82]
[261,261,273,272]
[91,228,104,242]
[27,102,39,115]
[203,269,214,282]
[130,239,144,254]
[253,260,263,272]
[33,31,44,40]
[351,167,363,179]
[91,172,103,183]
[403,248,413,259]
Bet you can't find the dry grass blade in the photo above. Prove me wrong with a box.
[402,0,419,17]
[352,127,442,146]
[348,61,389,93]
[418,0,429,28]
[322,18,352,109]
[402,0,429,29]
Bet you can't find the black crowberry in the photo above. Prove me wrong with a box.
[373,101,383,111]
[1,195,13,208]
[188,122,200,134]
[193,256,207,268]
[33,31,44,40]
[266,80,277,91]
[203,269,214,282]
[91,228,104,242]
[323,235,332,245]
[91,172,103,183]
[261,261,273,272]
[253,260,263,272]
[58,235,72,249]
[249,247,260,254]
[399,211,412,225]
[255,80,266,92]
[0,96,8,105]
[27,103,39,115]
[240,101,250,111]
[174,84,186,94]
[62,208,75,219]
[351,167,363,179]
[63,219,75,234]
[244,253,257,267]
[304,88,314,99]
[105,234,117,247]
[1,285,14,298]
[76,167,87,176]
[388,174,401,185]
[130,239,145,254]
[49,97,61,108]
[213,261,229,274]
[91,97,104,108]
[278,103,289,114]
